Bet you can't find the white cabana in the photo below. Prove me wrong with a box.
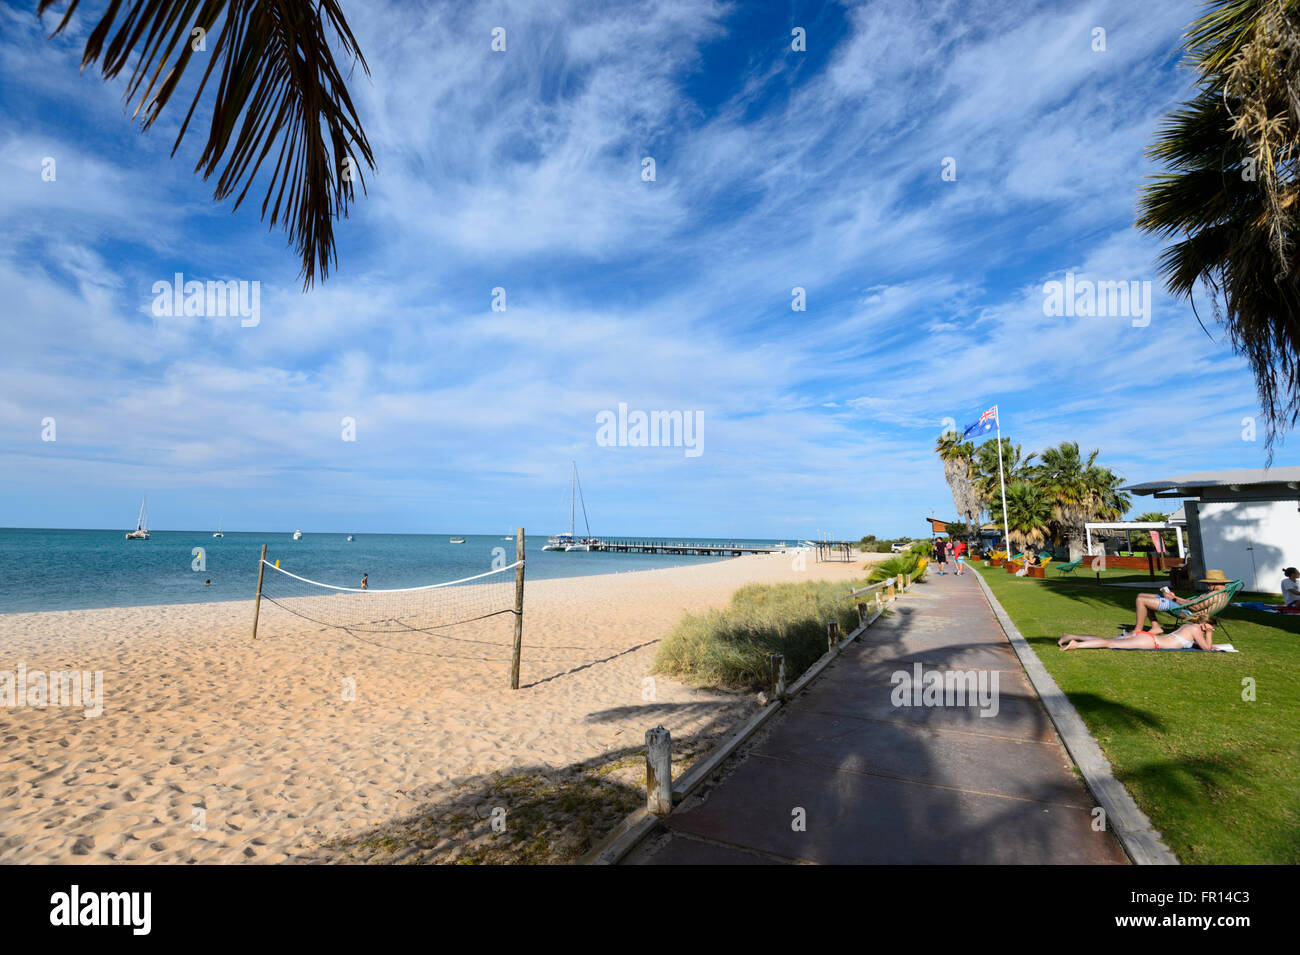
[1085,521,1185,558]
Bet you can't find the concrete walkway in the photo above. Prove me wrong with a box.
[625,569,1129,864]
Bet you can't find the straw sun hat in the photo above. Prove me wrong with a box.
[1199,569,1229,586]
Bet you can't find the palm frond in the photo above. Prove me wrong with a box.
[39,0,375,288]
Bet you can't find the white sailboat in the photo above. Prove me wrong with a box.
[542,462,599,551]
[125,497,150,540]
[212,518,223,539]
[292,529,303,540]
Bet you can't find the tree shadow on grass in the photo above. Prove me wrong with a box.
[1054,691,1167,733]
[302,699,743,865]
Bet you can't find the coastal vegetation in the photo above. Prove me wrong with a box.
[975,563,1299,863]
[933,437,1129,560]
[653,578,866,691]
[37,0,375,286]
[1138,0,1300,456]
[866,551,928,584]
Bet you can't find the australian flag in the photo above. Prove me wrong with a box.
[961,406,998,440]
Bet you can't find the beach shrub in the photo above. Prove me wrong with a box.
[866,552,927,584]
[652,579,867,691]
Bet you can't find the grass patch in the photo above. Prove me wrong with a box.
[652,578,867,691]
[974,563,1300,864]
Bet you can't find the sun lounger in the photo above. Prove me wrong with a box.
[1161,580,1243,637]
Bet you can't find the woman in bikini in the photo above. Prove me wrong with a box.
[1057,618,1218,651]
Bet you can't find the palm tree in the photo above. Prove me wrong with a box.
[1032,442,1131,560]
[971,437,1035,516]
[1000,481,1054,554]
[1136,0,1300,456]
[934,432,980,545]
[38,0,375,288]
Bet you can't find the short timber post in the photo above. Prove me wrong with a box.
[769,652,786,701]
[510,527,525,690]
[827,619,839,652]
[857,602,867,626]
[646,725,672,814]
[251,544,267,640]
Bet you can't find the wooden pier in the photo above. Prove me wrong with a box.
[593,539,788,556]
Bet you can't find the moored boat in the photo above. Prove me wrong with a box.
[125,497,150,540]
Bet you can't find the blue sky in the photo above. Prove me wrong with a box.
[0,0,1280,539]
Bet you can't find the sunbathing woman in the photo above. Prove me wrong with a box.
[1057,619,1218,651]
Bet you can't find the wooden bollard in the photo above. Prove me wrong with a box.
[645,726,672,815]
[827,619,839,651]
[875,593,882,615]
[769,652,786,701]
[857,602,867,625]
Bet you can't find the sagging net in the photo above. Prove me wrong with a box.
[258,560,521,636]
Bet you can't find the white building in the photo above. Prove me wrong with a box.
[1122,468,1300,593]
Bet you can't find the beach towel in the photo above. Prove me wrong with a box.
[1235,601,1279,613]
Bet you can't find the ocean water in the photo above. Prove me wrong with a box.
[0,529,790,614]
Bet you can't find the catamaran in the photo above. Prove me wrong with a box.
[542,462,600,551]
[125,497,150,540]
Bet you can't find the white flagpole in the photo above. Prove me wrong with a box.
[994,406,1011,556]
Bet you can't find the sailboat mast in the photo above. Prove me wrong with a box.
[576,467,591,537]
[570,462,575,537]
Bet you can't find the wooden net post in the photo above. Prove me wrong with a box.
[510,527,525,689]
[251,544,267,640]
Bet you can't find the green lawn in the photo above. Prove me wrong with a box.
[974,563,1299,864]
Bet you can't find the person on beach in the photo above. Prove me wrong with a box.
[1058,619,1218,651]
[361,573,368,590]
[1132,570,1228,633]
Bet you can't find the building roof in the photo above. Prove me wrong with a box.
[1123,467,1300,497]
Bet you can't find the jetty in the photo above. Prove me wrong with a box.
[593,539,788,556]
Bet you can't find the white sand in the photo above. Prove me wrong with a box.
[0,551,870,863]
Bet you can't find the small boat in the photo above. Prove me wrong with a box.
[541,533,573,551]
[125,497,150,540]
[449,537,466,544]
[212,518,223,539]
[292,529,303,541]
[346,535,354,542]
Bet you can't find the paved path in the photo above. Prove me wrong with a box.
[625,569,1129,864]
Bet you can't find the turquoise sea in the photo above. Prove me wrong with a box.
[0,529,789,614]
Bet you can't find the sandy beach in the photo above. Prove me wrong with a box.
[0,551,869,864]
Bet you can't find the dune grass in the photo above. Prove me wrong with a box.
[652,578,868,691]
[974,564,1300,864]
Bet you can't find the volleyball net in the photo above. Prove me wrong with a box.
[255,559,522,635]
